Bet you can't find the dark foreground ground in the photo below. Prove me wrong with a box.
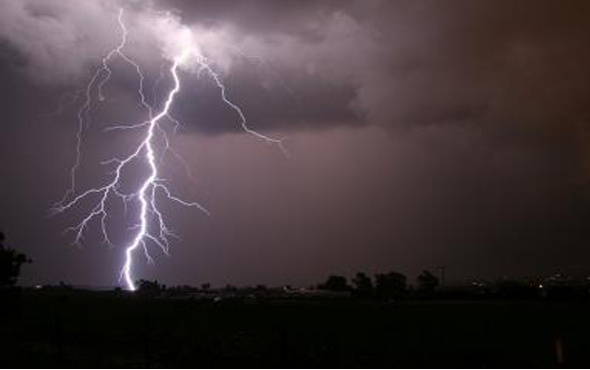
[1,291,590,368]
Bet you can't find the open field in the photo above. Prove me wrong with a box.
[2,291,590,368]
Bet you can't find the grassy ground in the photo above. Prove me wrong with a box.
[1,291,590,367]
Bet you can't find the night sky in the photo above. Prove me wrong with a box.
[1,0,589,288]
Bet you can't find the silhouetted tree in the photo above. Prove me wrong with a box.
[319,275,350,292]
[417,270,439,292]
[136,279,161,296]
[223,284,238,293]
[0,231,31,288]
[375,272,407,300]
[352,272,374,298]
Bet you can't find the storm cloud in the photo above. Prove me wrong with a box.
[2,0,589,133]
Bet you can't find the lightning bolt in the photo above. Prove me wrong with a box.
[53,9,286,291]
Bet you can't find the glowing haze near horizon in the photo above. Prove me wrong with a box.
[1,0,590,288]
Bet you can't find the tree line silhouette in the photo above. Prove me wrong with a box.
[2,226,589,303]
[0,231,30,289]
[318,270,439,300]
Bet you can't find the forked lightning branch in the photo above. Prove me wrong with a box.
[52,8,285,291]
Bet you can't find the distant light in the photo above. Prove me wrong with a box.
[35,285,43,289]
[539,284,544,289]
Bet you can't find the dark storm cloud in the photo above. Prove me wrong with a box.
[2,0,588,134]
[153,0,590,134]
[155,0,356,40]
[0,0,365,133]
